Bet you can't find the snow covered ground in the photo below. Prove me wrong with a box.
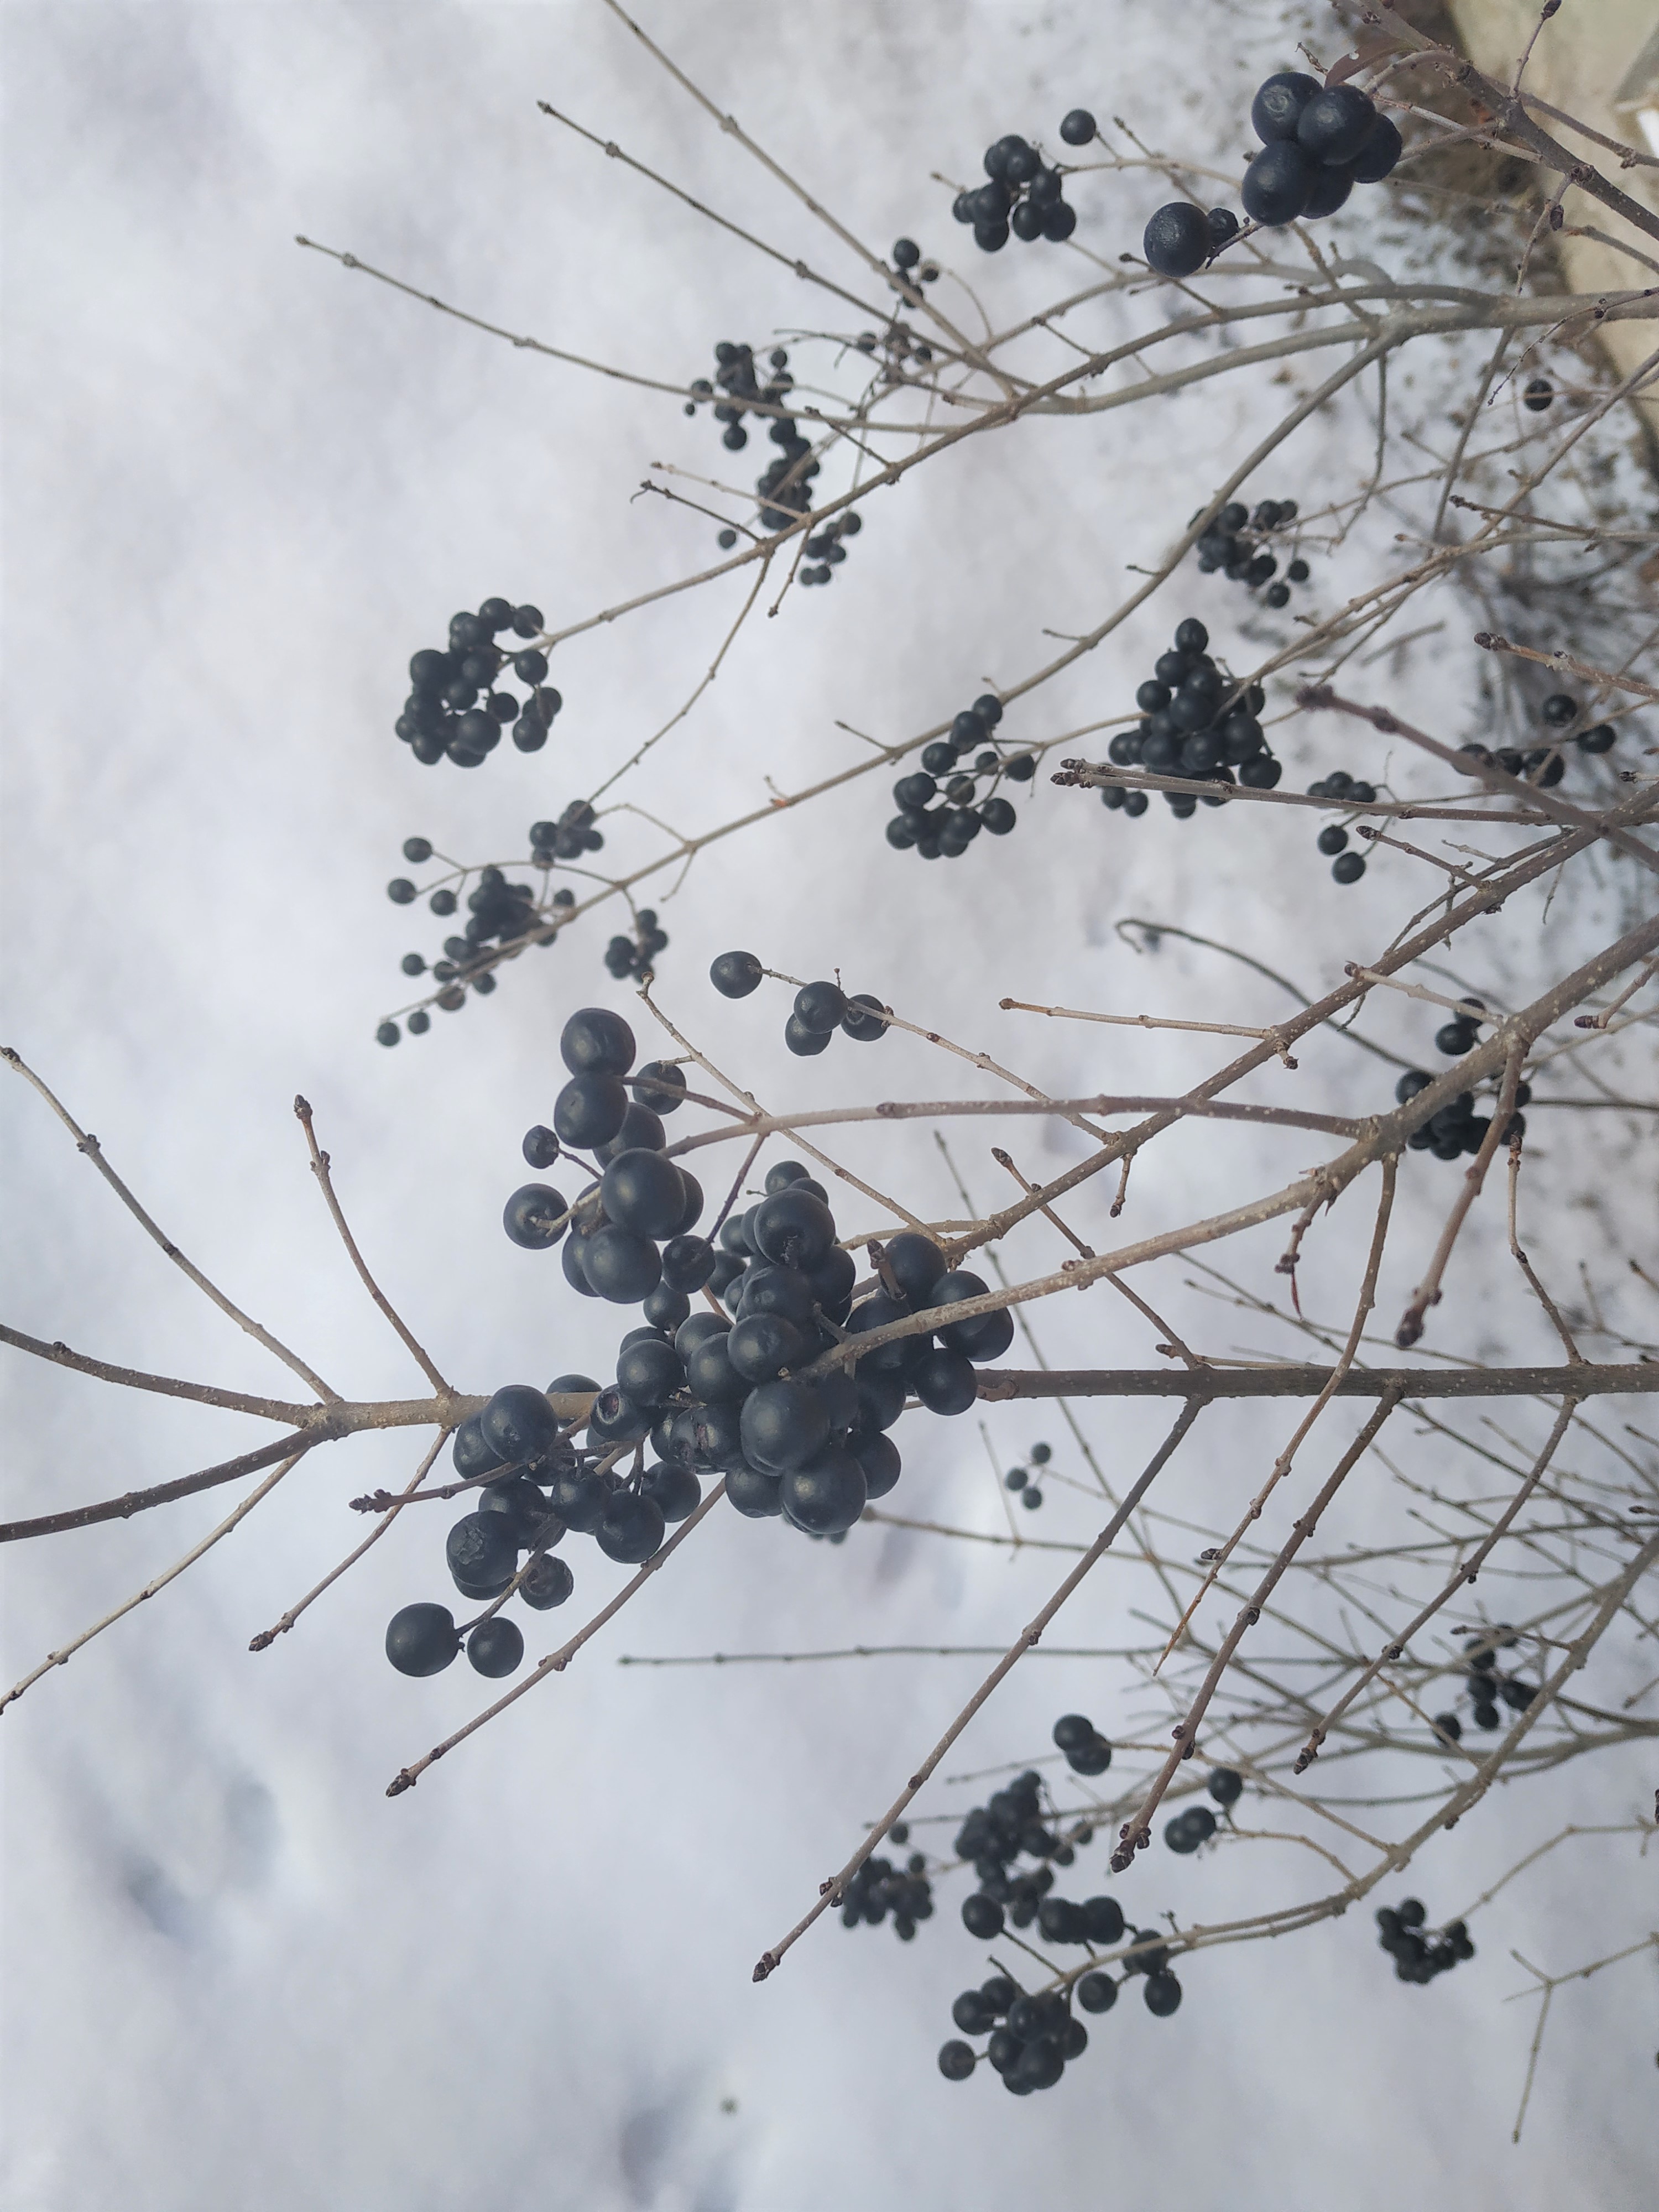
[3,5,1655,2208]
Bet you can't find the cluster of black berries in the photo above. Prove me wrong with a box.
[604,909,669,982]
[841,1825,935,1942]
[1052,1709,1113,1778]
[1143,72,1401,276]
[884,696,1036,858]
[379,806,622,1043]
[938,1924,1185,2090]
[890,237,941,290]
[1240,73,1402,227]
[531,801,606,863]
[513,1004,1013,1537]
[1004,1439,1052,1510]
[1430,1626,1540,1741]
[383,842,554,1041]
[1105,618,1280,817]
[1458,691,1618,786]
[954,1764,1088,1942]
[395,601,562,768]
[1193,497,1310,611]
[692,341,820,542]
[951,116,1091,253]
[851,319,936,375]
[384,1383,586,1684]
[1375,1898,1475,1985]
[1394,998,1529,1161]
[938,1976,1087,2093]
[1165,1767,1241,1851]
[790,509,863,588]
[708,949,892,1060]
[1306,769,1379,885]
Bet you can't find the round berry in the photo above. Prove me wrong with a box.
[1242,141,1313,226]
[711,949,763,999]
[385,1602,461,1677]
[1251,70,1321,144]
[1302,165,1354,221]
[467,1617,525,1678]
[521,1554,575,1610]
[1059,108,1096,146]
[503,1183,569,1250]
[561,1006,635,1077]
[581,1225,662,1303]
[554,1072,629,1150]
[596,1491,666,1564]
[1297,84,1378,167]
[781,1446,867,1534]
[1331,852,1366,885]
[481,1383,559,1463]
[1142,202,1210,277]
[1350,112,1402,182]
[1143,1971,1183,2017]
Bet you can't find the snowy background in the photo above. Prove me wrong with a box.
[3,4,1656,2208]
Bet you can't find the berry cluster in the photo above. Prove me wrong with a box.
[379,803,628,1042]
[1104,617,1280,818]
[1142,73,1402,277]
[1240,72,1403,229]
[383,844,553,1040]
[889,237,942,291]
[383,1384,587,1684]
[1306,769,1379,885]
[951,121,1086,253]
[791,508,863,588]
[604,908,670,982]
[691,341,819,541]
[840,1825,936,1942]
[884,695,1036,859]
[1003,1438,1052,1511]
[531,801,607,862]
[938,1898,1187,2091]
[1393,998,1529,1162]
[1375,1898,1475,1985]
[395,600,562,768]
[708,950,893,1061]
[1052,1708,1113,1778]
[1429,1625,1540,1742]
[1193,496,1311,611]
[1161,1767,1243,1852]
[508,1005,1013,1548]
[1457,690,1618,785]
[954,1763,1088,1941]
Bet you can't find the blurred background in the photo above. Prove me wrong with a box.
[3,4,1655,2206]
